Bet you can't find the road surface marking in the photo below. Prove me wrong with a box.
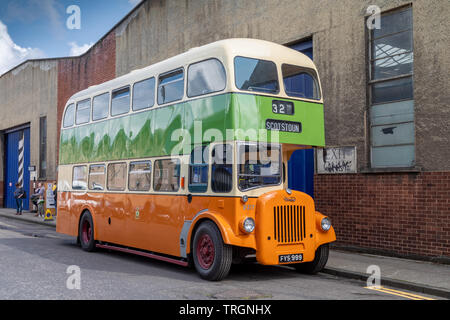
[365,286,435,300]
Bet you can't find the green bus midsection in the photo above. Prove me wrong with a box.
[59,93,325,165]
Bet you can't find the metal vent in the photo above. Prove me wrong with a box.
[273,205,306,243]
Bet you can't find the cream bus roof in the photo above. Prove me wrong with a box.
[69,38,317,102]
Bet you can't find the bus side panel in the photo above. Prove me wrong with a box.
[125,193,182,257]
[56,191,78,237]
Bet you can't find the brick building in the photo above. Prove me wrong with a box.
[0,0,448,261]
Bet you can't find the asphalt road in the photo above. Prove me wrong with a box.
[0,216,440,301]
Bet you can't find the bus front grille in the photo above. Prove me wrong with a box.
[273,205,306,243]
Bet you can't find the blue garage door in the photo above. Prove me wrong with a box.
[288,39,315,198]
[5,127,30,210]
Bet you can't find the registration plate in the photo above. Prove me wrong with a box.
[279,253,303,263]
[266,119,302,133]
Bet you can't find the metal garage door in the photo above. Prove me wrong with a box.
[4,127,30,210]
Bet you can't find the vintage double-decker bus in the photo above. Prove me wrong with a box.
[57,38,335,280]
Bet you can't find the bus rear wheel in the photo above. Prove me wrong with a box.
[79,211,96,252]
[192,221,232,281]
[294,244,329,274]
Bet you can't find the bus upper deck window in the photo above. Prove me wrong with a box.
[92,92,110,121]
[158,69,184,105]
[76,99,91,125]
[133,77,155,111]
[111,86,130,116]
[282,64,321,100]
[188,59,226,98]
[234,57,279,94]
[63,103,75,128]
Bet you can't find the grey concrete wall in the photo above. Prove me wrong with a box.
[0,60,58,182]
[115,0,450,172]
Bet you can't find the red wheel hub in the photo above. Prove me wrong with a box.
[82,220,92,244]
[196,234,215,269]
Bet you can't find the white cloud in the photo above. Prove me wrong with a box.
[68,42,94,56]
[0,20,46,76]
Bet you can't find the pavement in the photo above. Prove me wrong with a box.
[0,207,449,299]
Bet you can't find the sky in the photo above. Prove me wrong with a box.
[0,0,143,76]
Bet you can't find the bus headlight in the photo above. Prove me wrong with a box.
[321,217,331,231]
[240,217,255,234]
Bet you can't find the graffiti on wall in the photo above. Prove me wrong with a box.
[316,146,356,174]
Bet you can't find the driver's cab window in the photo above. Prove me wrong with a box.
[211,144,233,193]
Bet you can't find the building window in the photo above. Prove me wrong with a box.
[368,6,415,168]
[39,116,47,179]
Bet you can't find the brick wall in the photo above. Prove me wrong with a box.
[315,172,450,259]
[56,32,116,163]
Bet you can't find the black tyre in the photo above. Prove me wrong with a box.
[79,211,96,252]
[294,244,329,274]
[192,221,232,281]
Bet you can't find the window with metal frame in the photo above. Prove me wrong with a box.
[153,159,180,192]
[92,93,110,121]
[211,144,233,193]
[234,56,279,94]
[133,78,155,111]
[188,59,226,98]
[189,145,209,193]
[107,162,127,191]
[368,6,415,168]
[282,64,320,100]
[111,86,130,116]
[72,165,87,190]
[129,160,152,191]
[76,99,91,125]
[63,104,75,128]
[88,164,105,190]
[158,69,184,105]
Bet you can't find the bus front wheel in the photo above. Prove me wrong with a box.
[192,221,232,281]
[294,244,329,274]
[79,211,96,252]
